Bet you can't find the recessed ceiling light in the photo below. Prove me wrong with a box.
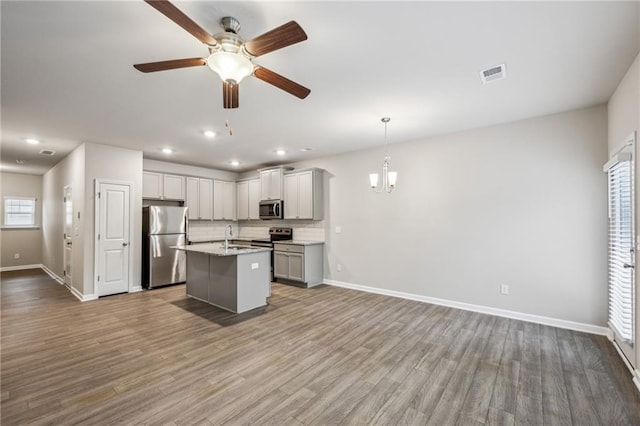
[300,147,313,152]
[276,149,286,156]
[162,148,173,154]
[16,160,24,164]
[204,130,216,138]
[25,138,40,145]
[230,160,240,167]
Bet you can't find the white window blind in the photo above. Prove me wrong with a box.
[3,197,36,227]
[607,157,635,343]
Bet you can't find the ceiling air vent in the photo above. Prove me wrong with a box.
[39,149,56,156]
[480,63,506,84]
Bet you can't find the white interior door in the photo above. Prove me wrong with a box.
[63,186,73,287]
[97,182,131,296]
[606,139,636,367]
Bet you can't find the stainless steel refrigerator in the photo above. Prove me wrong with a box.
[142,206,188,288]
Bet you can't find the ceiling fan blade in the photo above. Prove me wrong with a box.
[254,66,310,99]
[244,21,307,57]
[145,0,218,46]
[223,81,239,109]
[134,58,207,73]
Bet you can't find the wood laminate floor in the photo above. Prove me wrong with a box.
[1,269,639,425]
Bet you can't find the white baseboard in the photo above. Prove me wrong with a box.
[67,284,97,302]
[324,279,609,336]
[1,264,43,272]
[610,339,640,394]
[38,264,99,302]
[130,286,143,293]
[40,264,65,285]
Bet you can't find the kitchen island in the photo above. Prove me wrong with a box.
[173,244,272,313]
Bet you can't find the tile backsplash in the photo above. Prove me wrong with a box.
[188,220,325,242]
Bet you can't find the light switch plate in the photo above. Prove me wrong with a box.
[335,226,341,234]
[251,263,259,270]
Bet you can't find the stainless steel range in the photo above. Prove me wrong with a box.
[251,227,292,280]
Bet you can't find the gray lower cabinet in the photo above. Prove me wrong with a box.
[185,249,271,313]
[185,251,209,302]
[274,243,323,287]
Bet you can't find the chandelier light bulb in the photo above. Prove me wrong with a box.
[369,173,379,188]
[388,171,397,187]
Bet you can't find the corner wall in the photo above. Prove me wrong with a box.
[41,142,143,298]
[291,105,608,328]
[84,143,143,296]
[608,51,640,371]
[42,144,85,293]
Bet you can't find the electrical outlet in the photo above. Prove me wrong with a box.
[251,263,259,270]
[500,284,509,295]
[335,226,341,234]
[337,263,342,272]
[14,253,20,260]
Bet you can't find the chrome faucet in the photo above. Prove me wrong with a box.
[224,224,233,250]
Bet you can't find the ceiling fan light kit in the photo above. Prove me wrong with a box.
[207,52,253,84]
[134,0,310,109]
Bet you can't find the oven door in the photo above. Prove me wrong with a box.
[251,240,274,282]
[259,200,283,219]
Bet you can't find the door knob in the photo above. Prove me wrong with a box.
[623,263,634,268]
[123,242,129,247]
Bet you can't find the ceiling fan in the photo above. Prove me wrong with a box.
[134,0,311,109]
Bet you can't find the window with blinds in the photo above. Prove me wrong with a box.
[607,156,635,343]
[3,197,36,227]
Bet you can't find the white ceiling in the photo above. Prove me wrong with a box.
[1,1,638,175]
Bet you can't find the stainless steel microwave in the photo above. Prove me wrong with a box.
[259,200,284,220]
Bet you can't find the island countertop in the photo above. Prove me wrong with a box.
[173,243,272,257]
[273,240,325,246]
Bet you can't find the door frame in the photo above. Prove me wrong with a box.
[93,179,134,296]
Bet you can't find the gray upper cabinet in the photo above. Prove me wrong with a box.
[260,169,283,200]
[186,177,213,220]
[163,174,185,200]
[236,181,249,220]
[248,179,261,219]
[143,171,185,200]
[284,169,323,220]
[213,180,236,221]
[237,178,260,221]
[143,171,163,199]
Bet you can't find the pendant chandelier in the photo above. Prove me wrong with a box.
[369,117,397,193]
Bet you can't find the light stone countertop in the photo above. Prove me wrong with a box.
[173,243,272,257]
[273,240,325,246]
[187,238,254,244]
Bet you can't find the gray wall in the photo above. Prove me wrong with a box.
[290,105,608,327]
[42,144,85,293]
[84,143,143,296]
[0,172,43,267]
[42,142,143,297]
[608,53,639,153]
